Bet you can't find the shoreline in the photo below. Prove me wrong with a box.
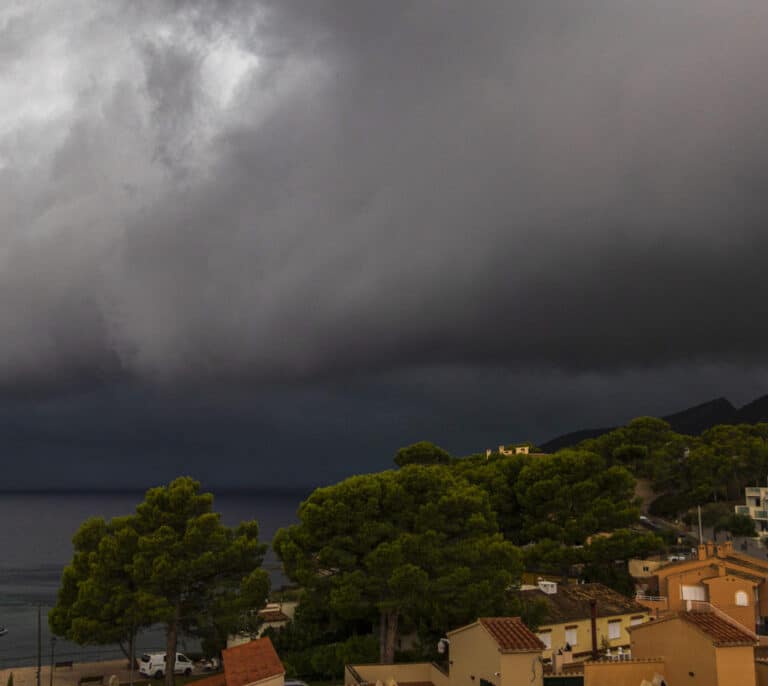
[0,659,136,686]
[0,659,217,686]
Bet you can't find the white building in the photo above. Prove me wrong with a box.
[735,486,768,534]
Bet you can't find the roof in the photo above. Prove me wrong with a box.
[630,612,757,647]
[723,554,768,575]
[478,617,546,652]
[223,637,285,686]
[258,609,290,622]
[702,568,764,585]
[518,583,648,624]
[656,552,768,579]
[681,612,757,646]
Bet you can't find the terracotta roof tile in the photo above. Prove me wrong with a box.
[223,637,285,686]
[479,617,546,652]
[680,612,757,646]
[193,675,227,686]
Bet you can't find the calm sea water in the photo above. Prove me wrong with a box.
[0,490,306,668]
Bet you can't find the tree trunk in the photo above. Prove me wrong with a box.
[379,613,387,664]
[379,610,398,665]
[165,605,181,686]
[129,629,136,686]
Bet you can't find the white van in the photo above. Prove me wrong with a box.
[139,652,194,679]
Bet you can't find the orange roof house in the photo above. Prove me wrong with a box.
[195,637,285,686]
[346,616,546,686]
[582,607,759,686]
[476,617,548,652]
[635,540,768,633]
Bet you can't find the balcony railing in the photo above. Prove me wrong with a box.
[736,506,750,515]
[635,594,667,603]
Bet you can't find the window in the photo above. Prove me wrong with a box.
[736,591,749,607]
[564,626,578,646]
[608,620,621,640]
[538,631,552,649]
[681,585,707,601]
[630,616,644,626]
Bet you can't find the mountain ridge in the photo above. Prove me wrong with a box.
[540,394,768,452]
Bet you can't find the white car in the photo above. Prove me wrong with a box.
[139,652,194,679]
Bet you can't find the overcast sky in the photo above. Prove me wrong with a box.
[3,0,768,490]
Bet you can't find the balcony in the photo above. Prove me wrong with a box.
[635,594,668,613]
[736,506,750,516]
[746,487,764,496]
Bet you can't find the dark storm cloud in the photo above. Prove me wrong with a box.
[3,0,768,388]
[2,365,766,490]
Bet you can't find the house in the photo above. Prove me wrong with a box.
[582,607,759,685]
[228,601,299,648]
[499,444,531,456]
[736,486,768,534]
[634,539,768,633]
[346,617,546,686]
[517,581,649,661]
[195,637,285,686]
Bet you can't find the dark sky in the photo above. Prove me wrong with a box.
[2,1,768,489]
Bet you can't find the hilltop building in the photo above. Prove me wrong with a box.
[485,443,537,459]
[736,486,768,534]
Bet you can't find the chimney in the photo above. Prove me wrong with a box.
[706,541,715,558]
[721,540,734,555]
[698,544,707,561]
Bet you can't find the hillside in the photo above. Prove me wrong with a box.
[540,394,767,452]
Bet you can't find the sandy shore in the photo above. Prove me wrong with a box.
[0,659,142,686]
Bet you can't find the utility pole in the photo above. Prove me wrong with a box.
[698,505,703,544]
[36,604,42,686]
[50,637,56,686]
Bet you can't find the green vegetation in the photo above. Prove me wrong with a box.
[53,417,768,683]
[273,465,523,664]
[273,418,768,677]
[581,417,768,512]
[50,477,269,686]
[273,446,653,671]
[393,441,451,467]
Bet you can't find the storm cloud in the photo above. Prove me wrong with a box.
[2,1,768,486]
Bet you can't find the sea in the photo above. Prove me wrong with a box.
[0,490,307,669]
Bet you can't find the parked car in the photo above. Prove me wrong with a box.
[139,652,194,679]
